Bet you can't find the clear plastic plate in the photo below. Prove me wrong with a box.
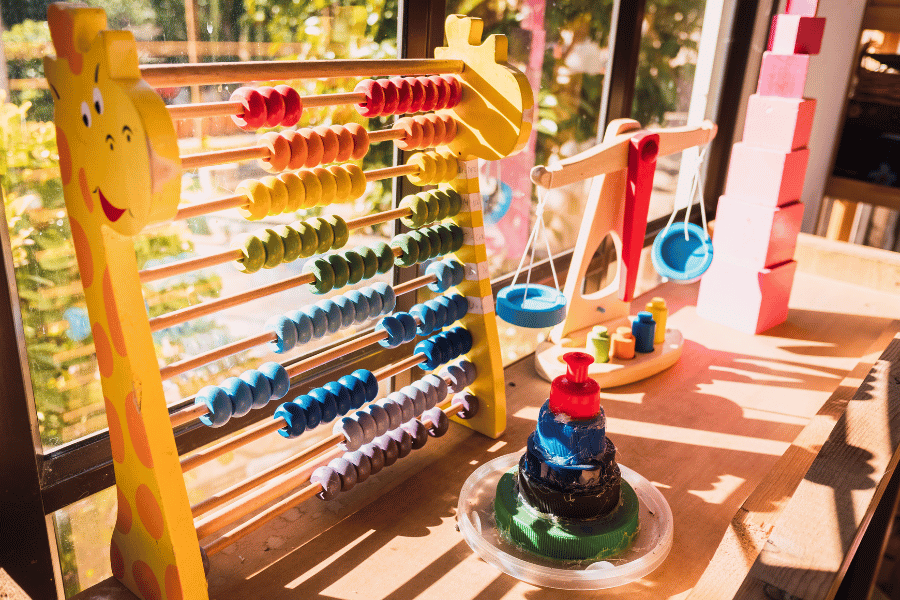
[457,453,673,590]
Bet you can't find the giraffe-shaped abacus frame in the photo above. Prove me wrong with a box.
[44,4,533,600]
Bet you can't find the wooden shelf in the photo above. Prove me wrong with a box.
[826,175,900,211]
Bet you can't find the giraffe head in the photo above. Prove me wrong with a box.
[44,3,181,236]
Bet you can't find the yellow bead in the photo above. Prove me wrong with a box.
[261,175,288,215]
[345,164,366,201]
[438,148,459,182]
[314,166,337,208]
[236,179,271,221]
[407,152,436,186]
[279,172,304,212]
[430,151,447,184]
[328,164,352,203]
[646,297,668,344]
[298,170,321,209]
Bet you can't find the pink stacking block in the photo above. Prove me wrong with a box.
[768,15,826,54]
[712,197,804,269]
[758,52,810,98]
[786,0,818,16]
[742,94,816,152]
[724,143,810,207]
[696,257,797,334]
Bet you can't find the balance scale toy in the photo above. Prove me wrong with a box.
[529,118,717,384]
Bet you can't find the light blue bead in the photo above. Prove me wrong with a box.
[426,261,453,292]
[274,402,307,439]
[338,374,367,410]
[220,376,253,418]
[333,295,356,328]
[415,339,441,370]
[395,312,418,343]
[448,259,465,286]
[345,290,371,324]
[324,381,353,416]
[449,293,468,320]
[436,295,457,327]
[632,311,656,353]
[297,394,322,430]
[240,369,272,410]
[195,386,232,427]
[424,299,446,330]
[316,299,343,335]
[303,304,329,339]
[352,369,379,402]
[361,286,383,318]
[411,303,436,336]
[287,309,314,345]
[259,361,290,401]
[309,387,338,423]
[376,315,404,348]
[371,281,396,314]
[264,315,297,354]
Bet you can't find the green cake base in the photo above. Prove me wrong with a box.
[494,467,640,562]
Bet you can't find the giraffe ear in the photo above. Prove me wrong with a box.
[98,31,140,80]
[47,3,107,74]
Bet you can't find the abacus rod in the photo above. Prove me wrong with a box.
[200,398,460,555]
[140,58,465,88]
[365,164,417,182]
[393,272,437,296]
[303,91,367,108]
[167,92,368,121]
[170,402,208,428]
[181,418,285,472]
[160,331,276,381]
[372,352,427,381]
[174,194,246,221]
[367,128,406,144]
[286,329,387,378]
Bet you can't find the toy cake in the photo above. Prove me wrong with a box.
[494,352,640,561]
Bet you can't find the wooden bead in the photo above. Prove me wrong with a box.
[377,398,403,430]
[236,234,265,273]
[431,151,447,184]
[435,226,453,257]
[373,435,399,467]
[403,420,428,450]
[417,191,438,225]
[426,261,453,292]
[454,392,479,419]
[278,225,301,263]
[424,406,450,437]
[361,444,385,475]
[352,368,379,402]
[265,315,297,353]
[444,75,463,108]
[425,227,443,259]
[388,428,413,458]
[378,78,400,116]
[274,401,307,439]
[293,221,318,257]
[411,303,436,336]
[311,466,341,501]
[328,165,352,203]
[303,257,335,294]
[431,188,451,221]
[274,84,302,127]
[610,327,636,360]
[361,286,384,320]
[410,230,431,263]
[428,75,451,110]
[299,129,324,168]
[342,250,365,285]
[377,315,405,348]
[346,451,372,484]
[260,361,290,400]
[339,374,367,409]
[423,373,448,403]
[327,253,350,289]
[313,167,337,207]
[355,245,379,281]
[344,164,366,201]
[310,216,335,255]
[354,79,385,117]
[326,215,349,250]
[412,378,439,410]
[295,394,321,430]
[314,125,340,164]
[288,309,314,345]
[259,132,291,173]
[438,150,458,182]
[391,233,418,267]
[298,170,322,209]
[408,77,426,113]
[240,369,272,409]
[393,117,422,151]
[418,76,438,112]
[425,113,446,147]
[333,296,356,329]
[196,386,232,428]
[236,179,270,221]
[395,312,418,344]
[279,172,304,212]
[259,228,285,268]
[316,301,342,336]
[391,76,413,114]
[230,87,267,130]
[258,86,286,127]
[330,125,355,162]
[406,152,435,186]
[440,114,457,143]
[373,241,394,274]
[261,175,289,214]
[416,115,435,149]
[345,123,370,160]
[372,281,395,314]
[222,377,254,418]
[303,304,330,340]
[400,194,428,228]
[282,130,308,170]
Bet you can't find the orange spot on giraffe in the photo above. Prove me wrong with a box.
[110,539,125,579]
[105,397,125,463]
[115,486,132,534]
[164,565,182,600]
[132,560,161,600]
[70,217,93,288]
[125,392,154,468]
[103,268,127,356]
[56,126,72,185]
[136,484,164,541]
[79,168,94,213]
[92,322,113,378]
[47,4,83,75]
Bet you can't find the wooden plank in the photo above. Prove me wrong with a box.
[826,177,900,213]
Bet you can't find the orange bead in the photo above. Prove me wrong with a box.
[259,132,291,173]
[300,129,324,168]
[282,130,308,170]
[415,115,435,149]
[393,117,421,151]
[314,125,340,165]
[425,113,446,147]
[345,123,370,160]
[330,125,355,162]
[440,114,457,144]
[610,328,636,360]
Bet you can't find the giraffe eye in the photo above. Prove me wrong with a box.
[80,102,91,127]
[92,88,104,115]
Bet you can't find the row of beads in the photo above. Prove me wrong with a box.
[424,259,465,294]
[391,222,464,268]
[237,215,350,273]
[259,125,371,173]
[230,85,303,130]
[393,114,457,151]
[355,75,462,118]
[376,292,468,348]
[302,243,393,295]
[194,361,291,428]
[405,150,459,186]
[236,164,365,221]
[415,327,474,371]
[265,282,397,354]
[399,187,462,229]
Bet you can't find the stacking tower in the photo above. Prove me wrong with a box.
[697,0,825,333]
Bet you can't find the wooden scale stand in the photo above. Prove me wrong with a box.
[44,4,532,599]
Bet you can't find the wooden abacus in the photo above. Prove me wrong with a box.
[43,4,532,599]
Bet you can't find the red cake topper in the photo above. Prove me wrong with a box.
[548,352,601,419]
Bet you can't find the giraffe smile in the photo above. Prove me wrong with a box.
[95,187,126,222]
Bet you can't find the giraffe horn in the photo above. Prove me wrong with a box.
[147,142,179,194]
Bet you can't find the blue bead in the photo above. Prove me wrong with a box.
[411,303,436,336]
[452,326,473,354]
[287,309,314,345]
[376,316,404,348]
[324,381,353,416]
[632,311,656,353]
[195,386,232,427]
[316,299,342,335]
[259,361,290,401]
[371,281,396,314]
[424,299,446,331]
[296,394,322,430]
[333,295,356,328]
[426,261,453,292]
[441,328,463,359]
[303,304,329,339]
[352,369,379,402]
[449,293,468,320]
[338,374,367,410]
[436,295,457,327]
[448,259,465,286]
[220,377,253,418]
[415,339,441,371]
[345,290,370,324]
[361,286,383,318]
[432,335,452,366]
[309,387,338,423]
[240,369,272,410]
[395,312,418,343]
[264,315,297,354]
[274,401,307,439]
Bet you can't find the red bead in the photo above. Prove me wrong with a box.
[428,75,450,110]
[407,77,426,113]
[417,76,438,112]
[230,87,267,130]
[258,86,286,128]
[378,79,400,116]
[444,76,463,108]
[275,84,303,127]
[355,79,385,117]
[391,77,413,114]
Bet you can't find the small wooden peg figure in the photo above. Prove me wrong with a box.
[646,297,668,344]
[587,325,610,363]
[632,311,656,353]
[610,327,636,360]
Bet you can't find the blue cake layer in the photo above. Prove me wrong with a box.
[522,433,619,489]
[533,401,607,467]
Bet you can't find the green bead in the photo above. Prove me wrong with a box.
[408,230,430,264]
[259,228,284,269]
[326,215,349,250]
[327,253,350,289]
[303,257,335,294]
[435,224,453,257]
[391,234,419,267]
[400,194,428,229]
[442,186,462,217]
[419,191,439,226]
[236,235,265,274]
[448,223,464,252]
[311,217,334,255]
[342,250,365,285]
[278,225,302,264]
[424,227,442,259]
[355,245,379,280]
[372,241,395,274]
[295,221,319,258]
[431,188,451,222]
